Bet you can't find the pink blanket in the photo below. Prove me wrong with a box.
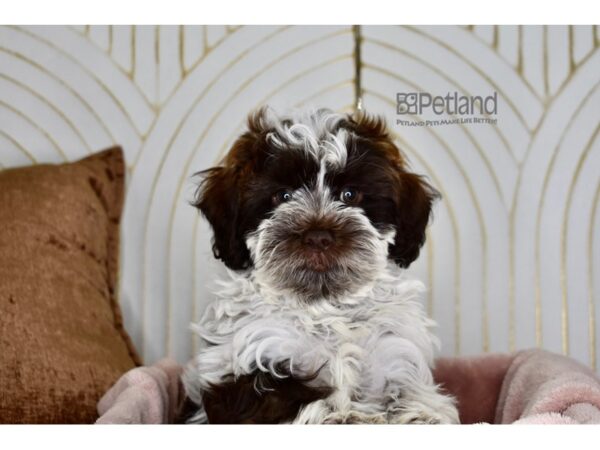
[96,349,600,424]
[96,359,184,424]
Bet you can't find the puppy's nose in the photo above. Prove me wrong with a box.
[302,229,334,250]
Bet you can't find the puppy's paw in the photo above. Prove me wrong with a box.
[388,399,459,424]
[294,401,387,424]
[293,400,331,424]
[323,410,387,424]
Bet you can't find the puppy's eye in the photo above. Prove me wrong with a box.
[273,189,293,206]
[340,187,361,204]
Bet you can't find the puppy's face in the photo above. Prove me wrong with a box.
[194,108,439,301]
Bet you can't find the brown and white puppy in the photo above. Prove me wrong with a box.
[182,107,458,424]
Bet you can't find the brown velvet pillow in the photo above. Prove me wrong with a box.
[0,147,140,424]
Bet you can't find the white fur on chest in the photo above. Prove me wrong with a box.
[185,264,440,421]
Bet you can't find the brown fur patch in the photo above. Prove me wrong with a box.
[201,370,333,424]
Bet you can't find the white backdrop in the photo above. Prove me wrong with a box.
[0,25,598,368]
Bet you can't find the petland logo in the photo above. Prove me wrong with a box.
[396,91,498,127]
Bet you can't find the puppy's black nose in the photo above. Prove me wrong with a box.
[302,229,334,250]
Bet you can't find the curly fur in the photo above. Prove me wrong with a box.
[183,107,457,424]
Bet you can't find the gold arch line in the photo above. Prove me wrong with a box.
[299,80,355,109]
[466,26,545,103]
[0,128,35,163]
[534,80,600,353]
[0,72,92,154]
[215,56,353,161]
[131,26,290,168]
[13,26,150,137]
[0,99,66,161]
[561,124,600,367]
[0,46,116,146]
[589,181,600,370]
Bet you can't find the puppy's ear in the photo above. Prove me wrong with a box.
[350,112,440,268]
[193,164,251,271]
[389,171,440,268]
[193,109,271,270]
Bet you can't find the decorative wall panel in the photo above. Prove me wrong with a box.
[1,25,598,368]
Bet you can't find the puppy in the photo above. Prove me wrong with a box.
[182,107,458,424]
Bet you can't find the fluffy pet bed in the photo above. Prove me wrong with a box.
[96,349,600,424]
